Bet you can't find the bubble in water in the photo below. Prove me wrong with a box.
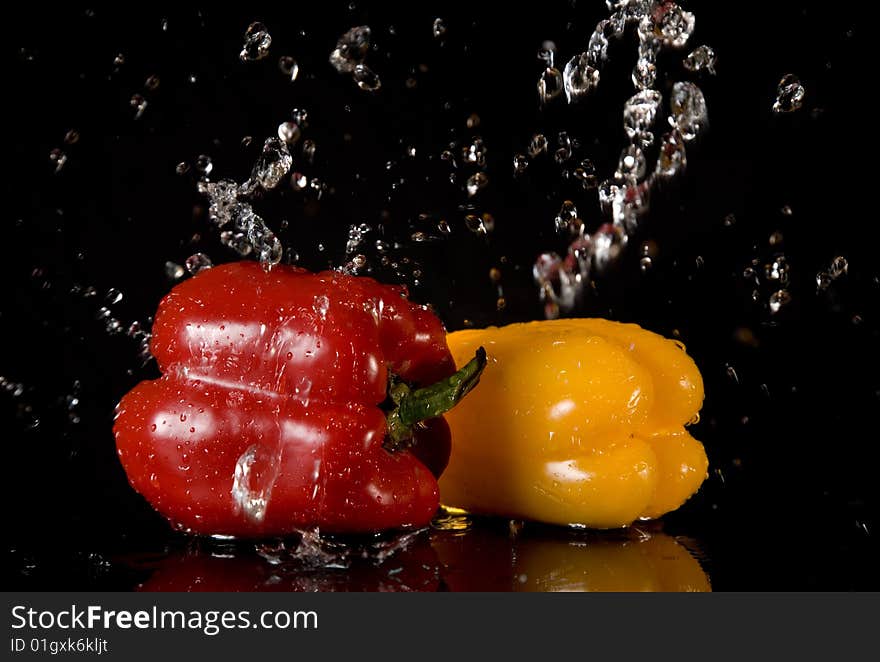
[768,289,791,314]
[278,56,300,81]
[773,74,805,113]
[683,45,717,75]
[563,53,600,103]
[353,63,381,91]
[655,130,687,178]
[248,138,292,190]
[130,94,148,119]
[185,253,213,275]
[49,148,67,173]
[240,22,272,62]
[277,121,301,145]
[537,67,564,104]
[528,133,548,158]
[466,172,488,197]
[623,89,661,147]
[669,82,708,141]
[513,153,529,175]
[432,18,447,39]
[329,25,371,73]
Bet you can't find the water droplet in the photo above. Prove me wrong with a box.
[563,53,600,102]
[64,129,80,145]
[816,271,832,291]
[615,144,646,181]
[683,45,717,75]
[623,89,661,147]
[130,94,148,120]
[278,56,300,81]
[290,172,308,190]
[829,256,848,279]
[555,200,579,234]
[462,137,487,167]
[537,67,564,105]
[49,148,67,173]
[592,223,627,272]
[764,256,790,286]
[257,232,283,268]
[466,172,488,197]
[647,1,695,48]
[353,63,381,91]
[768,289,791,314]
[185,253,213,275]
[432,18,448,40]
[240,22,272,62]
[528,133,548,158]
[513,153,529,175]
[772,74,805,113]
[302,139,317,164]
[655,130,687,178]
[464,214,486,235]
[195,154,213,178]
[669,81,708,141]
[144,74,160,91]
[106,288,123,305]
[329,25,371,73]
[277,121,301,145]
[175,162,190,176]
[587,25,610,65]
[165,261,185,280]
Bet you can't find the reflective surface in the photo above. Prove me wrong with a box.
[5,4,878,590]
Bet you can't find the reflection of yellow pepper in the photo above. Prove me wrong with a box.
[441,319,708,528]
[432,526,710,592]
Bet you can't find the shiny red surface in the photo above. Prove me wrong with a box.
[114,262,456,536]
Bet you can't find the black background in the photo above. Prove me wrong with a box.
[4,2,877,590]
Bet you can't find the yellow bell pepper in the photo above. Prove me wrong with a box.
[440,318,709,528]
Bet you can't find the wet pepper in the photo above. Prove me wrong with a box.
[440,319,708,528]
[114,262,485,537]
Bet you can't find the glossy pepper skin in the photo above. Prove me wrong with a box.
[113,261,464,537]
[440,319,708,528]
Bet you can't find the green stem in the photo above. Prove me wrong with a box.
[385,347,487,449]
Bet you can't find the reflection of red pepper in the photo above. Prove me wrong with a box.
[113,262,485,537]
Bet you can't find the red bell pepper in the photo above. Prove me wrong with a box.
[113,261,485,537]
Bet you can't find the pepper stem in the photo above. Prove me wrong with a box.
[385,347,487,449]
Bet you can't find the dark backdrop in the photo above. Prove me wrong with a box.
[4,2,876,590]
